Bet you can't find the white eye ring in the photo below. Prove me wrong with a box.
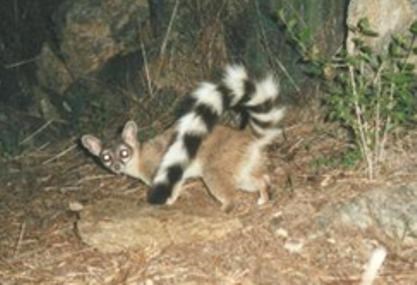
[102,153,112,162]
[120,149,129,158]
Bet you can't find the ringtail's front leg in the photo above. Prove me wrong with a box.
[165,181,185,205]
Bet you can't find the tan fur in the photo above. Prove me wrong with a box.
[133,125,271,210]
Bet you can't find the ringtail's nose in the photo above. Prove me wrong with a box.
[113,163,122,173]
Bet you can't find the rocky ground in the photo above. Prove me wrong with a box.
[1,0,417,283]
[1,113,417,285]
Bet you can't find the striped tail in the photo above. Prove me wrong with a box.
[147,65,285,204]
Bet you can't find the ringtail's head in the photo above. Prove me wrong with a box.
[81,120,140,175]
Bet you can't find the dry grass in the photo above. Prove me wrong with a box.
[1,107,417,285]
[2,2,417,283]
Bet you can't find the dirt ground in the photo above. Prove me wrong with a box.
[1,111,417,285]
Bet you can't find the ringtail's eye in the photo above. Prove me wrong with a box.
[120,149,130,159]
[101,152,112,163]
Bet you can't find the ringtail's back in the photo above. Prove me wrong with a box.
[81,65,285,211]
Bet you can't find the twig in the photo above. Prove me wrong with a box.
[42,144,77,165]
[140,40,154,97]
[6,246,47,263]
[374,64,383,173]
[360,247,387,285]
[78,174,115,183]
[19,120,54,145]
[4,55,40,69]
[160,0,179,57]
[349,65,373,179]
[254,0,300,93]
[36,142,51,151]
[13,221,26,256]
[282,0,307,27]
[288,138,304,153]
[379,83,394,165]
[13,0,18,25]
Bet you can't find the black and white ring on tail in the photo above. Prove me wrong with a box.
[81,65,286,211]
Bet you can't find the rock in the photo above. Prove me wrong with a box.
[284,239,304,254]
[36,45,73,95]
[242,0,347,97]
[347,0,417,53]
[76,198,242,254]
[69,201,84,212]
[37,0,149,96]
[316,182,417,245]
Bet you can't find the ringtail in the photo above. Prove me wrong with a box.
[81,65,285,211]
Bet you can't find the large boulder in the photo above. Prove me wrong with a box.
[37,0,149,96]
[347,0,417,53]
[31,0,350,123]
[76,198,243,254]
[316,182,417,245]
[33,0,151,122]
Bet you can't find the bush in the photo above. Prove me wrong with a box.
[279,10,417,179]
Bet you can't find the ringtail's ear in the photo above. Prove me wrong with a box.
[122,120,138,146]
[81,135,103,157]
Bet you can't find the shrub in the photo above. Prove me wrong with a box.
[278,10,417,179]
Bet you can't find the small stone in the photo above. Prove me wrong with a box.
[272,211,283,218]
[326,238,336,244]
[275,228,289,239]
[69,201,84,212]
[284,239,304,254]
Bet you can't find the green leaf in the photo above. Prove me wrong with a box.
[302,64,323,77]
[392,34,409,49]
[345,55,360,66]
[410,20,417,35]
[357,18,379,37]
[347,24,358,33]
[389,42,406,58]
[352,37,365,48]
[299,28,312,43]
[287,18,297,31]
[397,62,415,72]
[384,73,413,85]
[277,9,286,23]
[359,45,373,55]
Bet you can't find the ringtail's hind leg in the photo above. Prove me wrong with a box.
[236,141,273,205]
[257,175,271,205]
[239,172,271,205]
[202,170,236,212]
